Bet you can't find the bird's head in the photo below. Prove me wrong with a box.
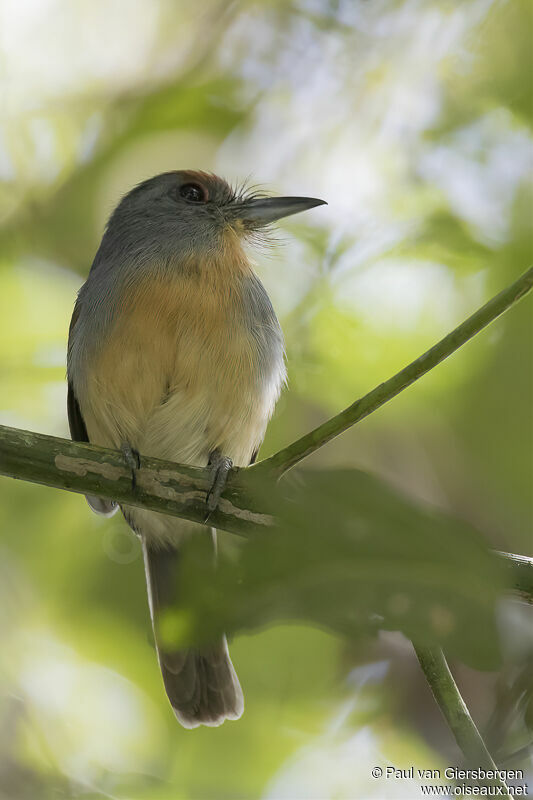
[100,170,326,270]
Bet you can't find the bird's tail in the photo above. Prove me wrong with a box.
[142,535,244,728]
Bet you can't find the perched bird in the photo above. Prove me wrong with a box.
[67,170,325,728]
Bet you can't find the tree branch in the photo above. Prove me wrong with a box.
[0,424,274,538]
[414,644,512,796]
[258,266,533,477]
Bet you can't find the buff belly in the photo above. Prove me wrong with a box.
[75,271,284,545]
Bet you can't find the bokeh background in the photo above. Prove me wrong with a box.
[0,1,532,798]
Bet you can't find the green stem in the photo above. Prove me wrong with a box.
[258,266,533,477]
[413,644,511,797]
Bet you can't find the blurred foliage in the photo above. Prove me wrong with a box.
[176,469,505,670]
[0,0,532,798]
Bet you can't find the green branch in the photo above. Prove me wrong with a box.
[259,266,533,477]
[0,425,274,538]
[414,645,512,797]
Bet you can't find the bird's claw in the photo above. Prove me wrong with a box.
[205,450,233,521]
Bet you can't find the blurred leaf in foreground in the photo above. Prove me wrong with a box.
[174,469,505,671]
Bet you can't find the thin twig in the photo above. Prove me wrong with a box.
[413,644,512,797]
[257,266,533,478]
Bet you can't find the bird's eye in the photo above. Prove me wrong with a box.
[179,183,208,203]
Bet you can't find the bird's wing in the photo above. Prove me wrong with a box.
[67,381,89,443]
[67,301,118,516]
[67,302,89,442]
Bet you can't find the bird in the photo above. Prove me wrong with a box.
[67,170,326,728]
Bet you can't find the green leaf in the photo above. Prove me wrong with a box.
[177,469,504,670]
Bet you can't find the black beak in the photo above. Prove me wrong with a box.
[234,195,327,226]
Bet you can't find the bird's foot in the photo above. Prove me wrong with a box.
[205,449,233,520]
[121,443,141,492]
